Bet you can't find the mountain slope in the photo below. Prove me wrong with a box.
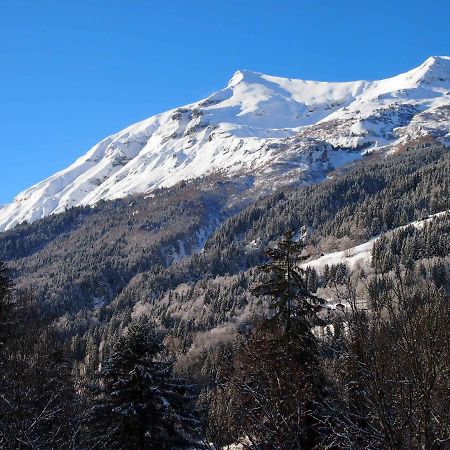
[1,143,447,316]
[1,56,450,231]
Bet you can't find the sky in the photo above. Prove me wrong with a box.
[0,0,449,204]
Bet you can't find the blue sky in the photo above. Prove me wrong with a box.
[1,0,449,204]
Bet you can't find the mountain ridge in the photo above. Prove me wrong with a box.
[1,56,449,231]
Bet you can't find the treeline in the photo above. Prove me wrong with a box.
[0,145,447,322]
[0,176,244,316]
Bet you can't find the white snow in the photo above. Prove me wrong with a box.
[305,239,377,272]
[1,56,450,231]
[303,211,449,272]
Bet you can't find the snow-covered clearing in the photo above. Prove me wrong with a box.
[303,210,449,272]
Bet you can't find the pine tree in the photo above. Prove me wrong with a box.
[252,229,324,336]
[207,231,330,448]
[87,322,198,449]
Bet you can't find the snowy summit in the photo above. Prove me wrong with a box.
[1,56,450,231]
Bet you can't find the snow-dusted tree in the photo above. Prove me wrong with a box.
[207,231,329,448]
[87,322,198,449]
[252,229,324,342]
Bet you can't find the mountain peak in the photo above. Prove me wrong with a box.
[407,55,450,85]
[1,58,450,231]
[424,55,450,64]
[227,69,264,87]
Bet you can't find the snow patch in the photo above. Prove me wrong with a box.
[303,210,449,272]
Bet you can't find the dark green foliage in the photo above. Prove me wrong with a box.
[207,233,329,449]
[252,229,324,334]
[86,322,198,449]
[324,262,349,286]
[207,144,449,249]
[305,266,319,292]
[372,213,450,272]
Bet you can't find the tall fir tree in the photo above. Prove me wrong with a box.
[252,229,324,343]
[207,230,330,448]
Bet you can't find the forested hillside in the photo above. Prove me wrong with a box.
[0,143,449,448]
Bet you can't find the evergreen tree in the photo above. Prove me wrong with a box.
[87,322,198,449]
[208,231,330,448]
[252,229,324,338]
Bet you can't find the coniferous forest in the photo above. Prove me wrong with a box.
[0,144,449,449]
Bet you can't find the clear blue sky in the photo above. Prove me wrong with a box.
[1,0,449,204]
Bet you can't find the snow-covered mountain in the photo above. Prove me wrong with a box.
[1,56,450,231]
